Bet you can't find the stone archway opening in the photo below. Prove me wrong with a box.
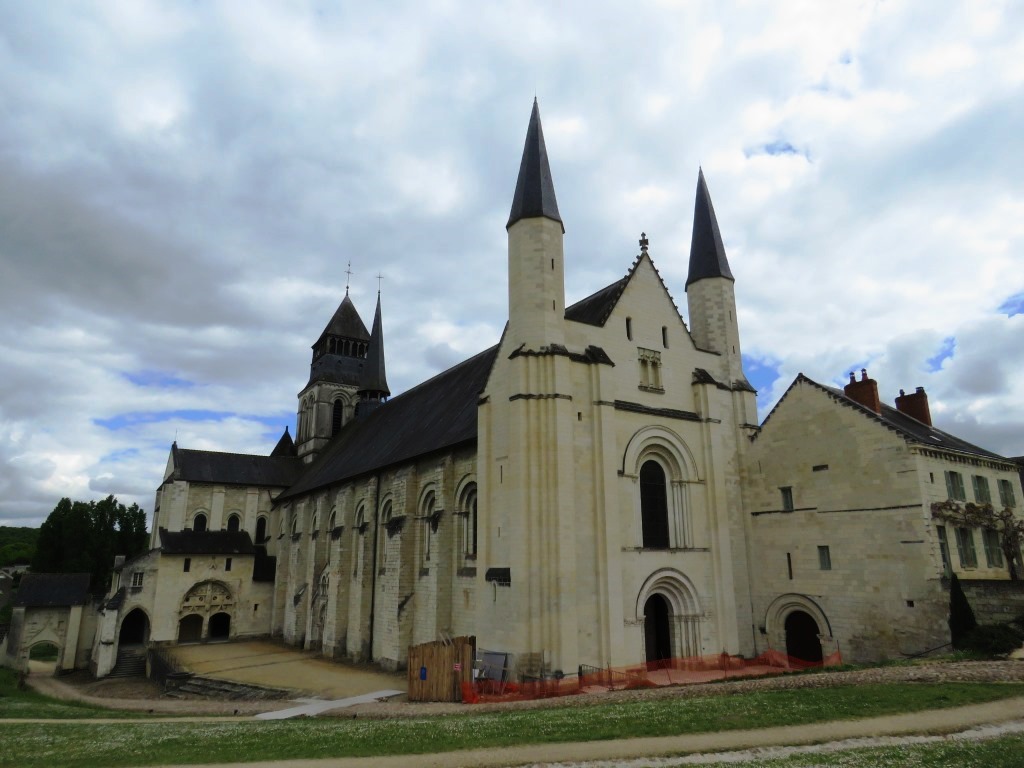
[119,608,150,646]
[178,614,203,643]
[209,612,231,640]
[785,610,823,663]
[644,593,673,669]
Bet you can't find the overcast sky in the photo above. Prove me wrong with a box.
[1,1,1022,527]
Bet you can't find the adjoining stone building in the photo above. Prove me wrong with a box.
[2,573,94,672]
[9,101,1020,678]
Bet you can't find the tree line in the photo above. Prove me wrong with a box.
[30,495,149,592]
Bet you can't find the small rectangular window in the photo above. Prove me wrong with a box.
[812,464,829,472]
[786,552,793,580]
[661,326,668,348]
[954,527,977,568]
[972,475,992,505]
[225,557,232,572]
[626,317,633,340]
[780,487,794,511]
[183,558,191,573]
[945,471,966,501]
[817,545,832,570]
[983,529,1004,568]
[131,572,144,588]
[998,479,1016,508]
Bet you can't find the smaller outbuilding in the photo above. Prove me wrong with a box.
[2,573,95,673]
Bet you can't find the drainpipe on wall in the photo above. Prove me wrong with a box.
[367,472,382,662]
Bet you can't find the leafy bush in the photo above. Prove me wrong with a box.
[960,623,1024,656]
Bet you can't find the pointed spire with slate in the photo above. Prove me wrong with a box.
[270,426,297,457]
[507,98,563,232]
[686,168,734,288]
[358,291,390,401]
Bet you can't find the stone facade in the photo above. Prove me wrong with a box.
[71,102,1024,679]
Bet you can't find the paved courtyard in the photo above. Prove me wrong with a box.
[168,641,407,699]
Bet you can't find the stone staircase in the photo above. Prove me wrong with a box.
[164,676,289,701]
[109,647,146,677]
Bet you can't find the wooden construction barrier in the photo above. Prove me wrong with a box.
[407,635,476,702]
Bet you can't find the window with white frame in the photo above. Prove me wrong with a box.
[998,479,1017,508]
[972,475,992,505]
[954,527,978,568]
[131,572,144,589]
[945,471,966,501]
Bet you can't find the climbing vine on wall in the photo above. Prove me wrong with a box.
[931,499,1024,581]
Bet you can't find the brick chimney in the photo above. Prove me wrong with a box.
[895,386,932,426]
[844,369,881,413]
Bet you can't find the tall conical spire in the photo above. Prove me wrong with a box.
[358,291,390,400]
[506,98,563,232]
[686,168,734,288]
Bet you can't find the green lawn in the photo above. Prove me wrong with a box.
[0,669,149,720]
[656,732,1024,767]
[1,682,1023,767]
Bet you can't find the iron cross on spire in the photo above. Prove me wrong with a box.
[376,273,383,293]
[345,261,353,295]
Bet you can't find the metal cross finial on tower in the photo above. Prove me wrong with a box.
[376,273,383,293]
[345,261,353,295]
[639,232,649,255]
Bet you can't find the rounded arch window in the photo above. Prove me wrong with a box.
[255,516,268,543]
[640,460,669,549]
[226,513,241,533]
[332,399,344,436]
[459,482,478,558]
[192,513,208,533]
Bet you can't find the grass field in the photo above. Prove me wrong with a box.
[2,681,1024,767]
[658,732,1024,767]
[0,669,149,720]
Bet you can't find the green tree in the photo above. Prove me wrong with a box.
[31,496,149,592]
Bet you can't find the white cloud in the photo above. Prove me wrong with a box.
[1,0,1022,526]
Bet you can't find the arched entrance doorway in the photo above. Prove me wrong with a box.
[785,610,823,663]
[209,612,231,640]
[178,614,203,643]
[644,594,673,669]
[119,608,150,646]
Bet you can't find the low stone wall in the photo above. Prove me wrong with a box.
[959,579,1024,624]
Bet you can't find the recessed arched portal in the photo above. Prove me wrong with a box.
[178,614,203,643]
[119,608,150,646]
[785,610,823,663]
[209,612,231,640]
[644,594,673,668]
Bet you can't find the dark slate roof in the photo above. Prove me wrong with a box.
[358,292,390,397]
[308,352,365,388]
[14,573,91,607]
[172,443,303,487]
[507,99,563,232]
[159,529,256,555]
[279,345,499,500]
[270,427,297,458]
[763,374,1012,464]
[565,275,629,327]
[686,168,734,288]
[320,293,370,342]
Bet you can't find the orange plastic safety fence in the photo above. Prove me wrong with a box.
[462,648,842,704]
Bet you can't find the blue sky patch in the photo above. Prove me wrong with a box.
[743,354,781,397]
[122,370,195,389]
[95,409,235,431]
[926,336,956,372]
[998,292,1024,317]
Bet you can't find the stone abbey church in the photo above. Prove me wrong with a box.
[9,101,1021,679]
